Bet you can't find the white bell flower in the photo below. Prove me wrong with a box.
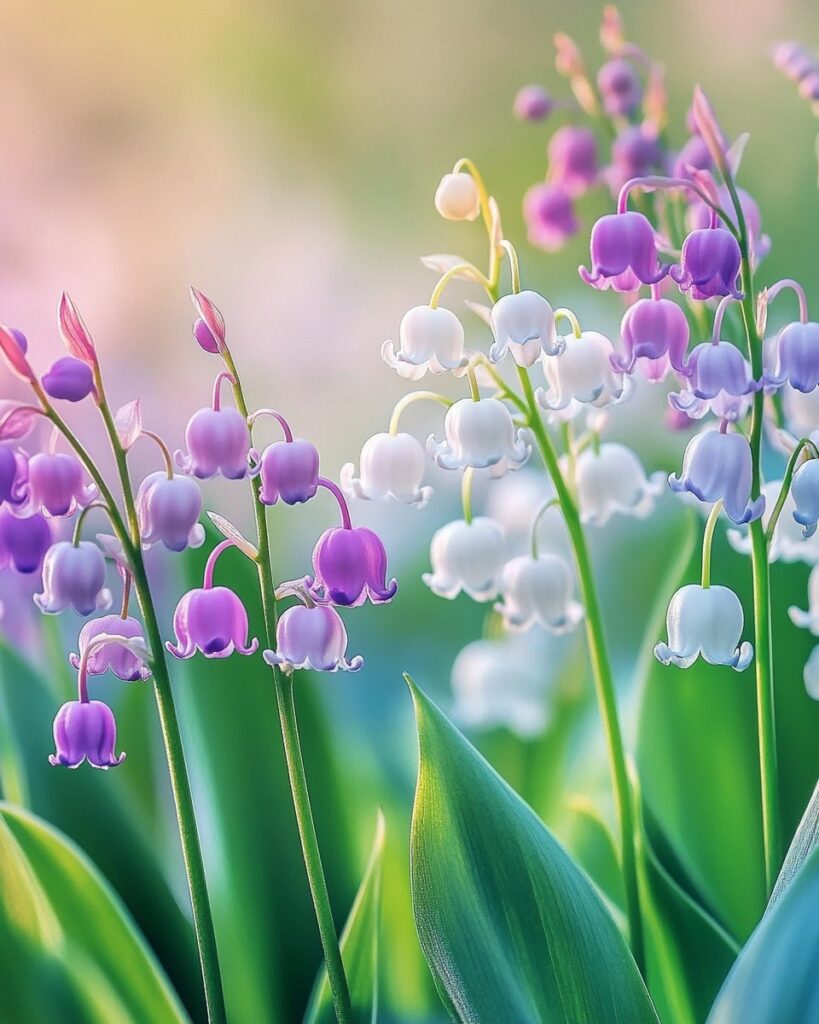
[575,442,664,526]
[340,432,431,508]
[381,305,468,380]
[494,553,583,634]
[654,584,753,671]
[784,385,819,437]
[802,645,819,700]
[427,397,530,471]
[789,564,819,634]
[423,516,505,601]
[489,290,563,366]
[536,331,625,412]
[727,480,819,564]
[791,458,819,538]
[434,172,481,221]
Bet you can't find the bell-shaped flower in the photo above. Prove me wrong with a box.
[766,321,819,394]
[0,507,52,574]
[0,444,27,508]
[728,480,819,564]
[26,452,96,517]
[537,332,625,412]
[523,182,579,252]
[547,125,599,197]
[382,305,468,380]
[792,457,819,538]
[669,339,759,418]
[654,584,753,670]
[494,553,583,633]
[136,471,204,551]
[69,614,151,681]
[35,541,111,616]
[669,428,765,524]
[575,443,664,525]
[789,564,819,634]
[579,211,669,292]
[670,387,751,423]
[605,126,663,194]
[257,439,320,506]
[670,227,742,301]
[177,407,250,480]
[489,290,562,366]
[423,517,505,601]
[614,296,690,381]
[302,526,397,607]
[784,386,819,438]
[41,356,95,402]
[672,135,713,180]
[49,700,125,769]
[263,604,363,673]
[428,398,530,471]
[597,58,643,117]
[340,432,430,508]
[167,586,259,659]
[434,172,480,221]
[686,187,770,263]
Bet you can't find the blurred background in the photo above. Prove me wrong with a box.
[0,2,818,1022]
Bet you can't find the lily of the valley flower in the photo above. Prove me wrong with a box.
[50,700,125,769]
[791,458,819,538]
[434,172,481,221]
[26,452,97,517]
[669,427,765,525]
[670,227,743,301]
[489,290,563,366]
[767,321,819,394]
[538,331,625,411]
[494,553,583,633]
[575,442,664,525]
[579,211,669,292]
[614,295,690,381]
[340,432,431,508]
[428,398,530,472]
[0,507,52,574]
[423,517,505,601]
[35,541,111,616]
[727,480,819,563]
[654,584,753,670]
[137,471,205,551]
[263,603,363,673]
[382,305,468,380]
[69,614,152,681]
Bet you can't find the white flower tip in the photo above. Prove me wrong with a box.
[733,642,754,671]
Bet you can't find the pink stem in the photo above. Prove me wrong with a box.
[617,175,734,232]
[211,372,237,412]
[318,477,352,530]
[203,539,234,589]
[767,278,809,324]
[249,408,293,443]
[711,295,736,344]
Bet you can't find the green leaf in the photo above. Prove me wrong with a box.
[706,842,819,1023]
[769,779,819,909]
[0,802,188,1024]
[304,810,386,1024]
[407,676,658,1024]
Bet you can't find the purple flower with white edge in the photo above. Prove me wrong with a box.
[434,173,481,222]
[0,507,52,574]
[489,290,562,366]
[50,700,125,769]
[575,443,664,525]
[548,126,598,197]
[579,211,668,292]
[0,444,27,507]
[167,540,259,659]
[538,331,625,412]
[27,452,97,517]
[789,565,819,634]
[382,305,468,381]
[597,58,643,117]
[513,84,554,122]
[523,183,579,252]
[177,374,250,480]
[340,432,430,508]
[41,356,95,402]
[137,471,204,552]
[427,398,530,472]
[654,584,753,670]
[69,614,151,681]
[791,457,819,538]
[669,426,765,524]
[767,321,819,393]
[35,541,111,616]
[494,553,583,634]
[423,517,505,602]
[263,603,363,673]
[670,227,743,301]
[614,294,690,381]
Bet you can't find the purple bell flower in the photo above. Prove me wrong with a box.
[669,427,765,524]
[305,526,397,607]
[49,700,125,769]
[579,211,668,292]
[670,340,759,411]
[672,135,713,180]
[27,452,96,517]
[69,614,151,681]
[513,84,554,122]
[136,471,204,552]
[257,439,320,505]
[670,227,743,301]
[686,187,769,262]
[35,541,111,616]
[522,183,579,252]
[606,126,663,193]
[768,321,819,393]
[791,459,819,538]
[178,407,250,479]
[41,356,95,402]
[597,58,643,117]
[0,507,52,573]
[547,126,598,197]
[263,604,363,673]
[614,295,690,380]
[0,444,28,507]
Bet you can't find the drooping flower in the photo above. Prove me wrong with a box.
[494,553,583,633]
[423,517,505,601]
[789,565,819,634]
[26,452,97,517]
[654,584,753,670]
[686,187,769,262]
[727,480,819,564]
[668,339,759,417]
[489,290,562,366]
[791,457,819,537]
[340,432,431,507]
[670,227,743,301]
[669,428,765,524]
[136,471,204,551]
[257,439,320,505]
[672,135,714,180]
[167,586,258,660]
[766,321,819,394]
[434,173,481,221]
[605,126,663,193]
[575,443,664,525]
[579,211,669,292]
[597,58,643,117]
[538,332,625,411]
[0,445,28,508]
[69,615,151,681]
[547,126,599,197]
[382,305,468,380]
[263,604,363,673]
[0,507,52,574]
[35,541,111,616]
[428,398,530,472]
[41,356,95,402]
[522,183,579,252]
[177,407,250,480]
[513,84,554,122]
[49,700,125,769]
[613,295,690,380]
[304,526,397,607]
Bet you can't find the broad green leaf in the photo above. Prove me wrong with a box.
[769,778,819,909]
[707,842,819,1023]
[407,676,658,1023]
[304,810,386,1024]
[564,796,626,923]
[0,802,188,1024]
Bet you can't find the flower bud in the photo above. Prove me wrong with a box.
[166,586,259,659]
[522,183,579,252]
[41,356,95,402]
[791,458,819,538]
[178,407,250,480]
[340,432,430,507]
[258,439,320,505]
[654,584,753,670]
[423,517,505,601]
[606,126,663,193]
[489,290,562,366]
[669,428,765,525]
[193,317,220,353]
[513,84,554,122]
[263,604,363,673]
[538,331,625,412]
[580,211,668,292]
[670,227,742,301]
[35,541,111,616]
[575,443,664,525]
[69,615,151,681]
[434,173,481,221]
[428,398,530,472]
[0,507,52,574]
[136,471,204,552]
[767,321,819,394]
[547,126,598,197]
[495,553,582,633]
[27,452,96,517]
[597,58,643,117]
[382,305,467,380]
[615,296,690,380]
[304,526,397,607]
[49,700,125,769]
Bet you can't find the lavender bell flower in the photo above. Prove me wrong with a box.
[304,525,397,607]
[489,290,562,366]
[522,183,579,252]
[669,427,765,524]
[670,227,743,301]
[614,296,690,381]
[177,375,250,479]
[427,398,530,471]
[606,126,663,193]
[597,58,643,117]
[791,458,819,537]
[686,187,769,262]
[69,615,151,681]
[538,332,625,411]
[513,84,554,122]
[340,432,430,508]
[575,443,664,525]
[0,507,52,574]
[41,356,95,402]
[258,439,320,505]
[137,471,204,551]
[434,173,481,222]
[654,584,754,670]
[494,553,583,633]
[672,135,713,180]
[35,541,111,615]
[263,604,363,673]
[27,452,97,517]
[423,517,505,601]
[767,321,819,393]
[669,339,759,417]
[0,444,27,507]
[579,211,669,292]
[49,700,125,769]
[382,305,468,380]
[547,126,598,197]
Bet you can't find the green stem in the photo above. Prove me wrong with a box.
[461,467,474,524]
[222,348,354,1024]
[700,501,723,589]
[516,366,645,973]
